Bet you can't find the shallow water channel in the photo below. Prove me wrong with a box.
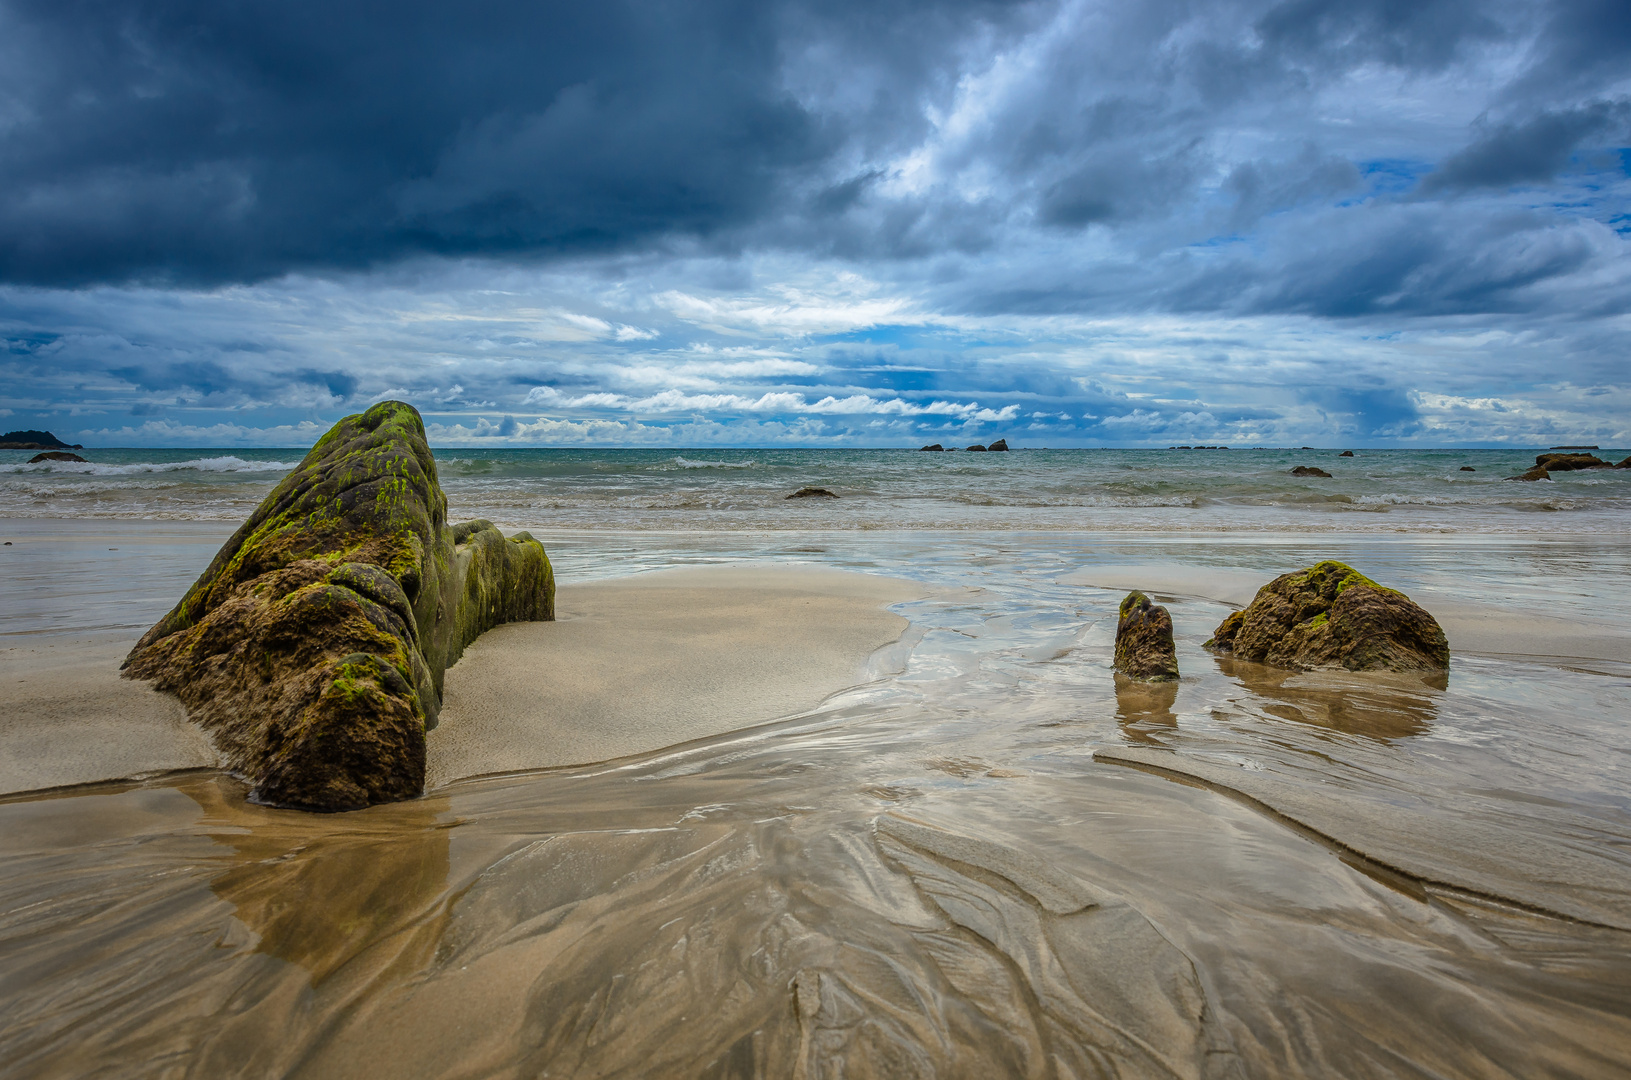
[3,529,1631,1078]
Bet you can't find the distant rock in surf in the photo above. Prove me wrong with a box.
[123,401,555,812]
[28,451,86,463]
[787,487,838,498]
[1205,561,1448,673]
[919,443,944,451]
[1339,450,1354,457]
[1535,452,1607,471]
[1460,466,1476,472]
[1291,465,1332,477]
[1114,591,1178,683]
[988,438,1009,451]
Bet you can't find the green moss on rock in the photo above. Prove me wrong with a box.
[1114,590,1179,683]
[1203,560,1447,674]
[123,401,555,811]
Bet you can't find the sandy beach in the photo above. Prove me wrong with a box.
[0,563,923,797]
[4,500,1631,1077]
[428,565,925,786]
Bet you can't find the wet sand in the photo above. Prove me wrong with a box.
[427,565,925,787]
[0,565,921,797]
[5,526,1631,1077]
[0,639,217,792]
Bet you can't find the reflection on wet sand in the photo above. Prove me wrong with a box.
[1214,656,1442,742]
[1113,675,1179,744]
[185,777,453,985]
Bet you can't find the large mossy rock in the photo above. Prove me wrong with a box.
[123,401,553,811]
[1204,561,1447,674]
[1114,591,1179,683]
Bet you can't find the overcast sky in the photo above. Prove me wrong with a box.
[2,0,1627,447]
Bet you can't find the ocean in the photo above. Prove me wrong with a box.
[3,445,1630,1076]
[4,445,1630,534]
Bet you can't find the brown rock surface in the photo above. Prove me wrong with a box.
[1535,452,1607,471]
[122,401,554,811]
[1204,561,1447,673]
[1114,591,1179,682]
[1506,466,1550,481]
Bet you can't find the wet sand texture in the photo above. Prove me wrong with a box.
[1097,744,1631,930]
[0,566,920,797]
[0,640,217,793]
[427,565,923,787]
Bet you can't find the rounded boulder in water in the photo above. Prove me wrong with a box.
[1205,560,1448,673]
[1114,591,1179,683]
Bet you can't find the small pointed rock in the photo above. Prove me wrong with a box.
[1115,591,1179,683]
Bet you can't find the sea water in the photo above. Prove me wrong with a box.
[2,446,1630,1077]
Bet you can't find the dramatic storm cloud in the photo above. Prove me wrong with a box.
[2,0,1627,445]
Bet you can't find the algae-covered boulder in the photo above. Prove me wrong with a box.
[123,401,553,811]
[1114,591,1179,682]
[1204,561,1446,674]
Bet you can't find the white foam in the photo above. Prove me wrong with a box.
[672,456,756,469]
[0,456,295,476]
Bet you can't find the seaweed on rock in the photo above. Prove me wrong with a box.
[123,401,554,811]
[1205,560,1447,674]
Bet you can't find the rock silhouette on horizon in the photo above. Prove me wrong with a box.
[1,429,81,450]
[123,401,554,812]
[1205,561,1447,674]
[1114,591,1179,683]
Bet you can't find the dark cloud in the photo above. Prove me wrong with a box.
[0,0,1028,285]
[1422,103,1627,191]
[1254,0,1508,71]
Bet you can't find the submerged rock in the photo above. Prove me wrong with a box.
[123,401,554,812]
[1291,465,1332,477]
[1114,591,1179,683]
[786,487,838,498]
[28,451,86,463]
[1205,561,1447,673]
[1460,466,1476,472]
[988,438,1009,451]
[1535,452,1607,471]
